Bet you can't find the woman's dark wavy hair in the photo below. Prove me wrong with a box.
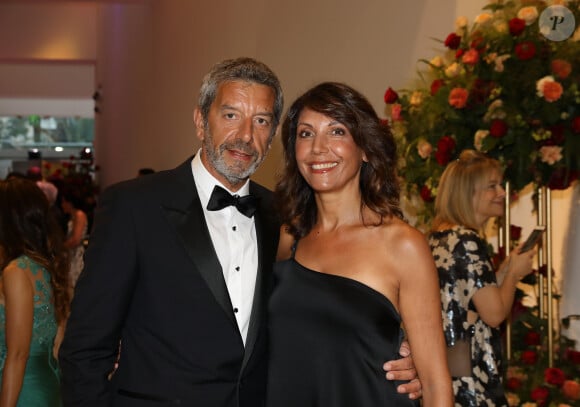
[275,82,403,239]
[0,178,70,323]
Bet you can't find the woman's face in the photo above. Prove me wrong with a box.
[294,108,366,194]
[472,169,506,226]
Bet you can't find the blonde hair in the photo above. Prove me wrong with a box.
[432,149,502,232]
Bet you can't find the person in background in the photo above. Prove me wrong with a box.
[59,187,89,290]
[428,149,535,406]
[0,178,70,406]
[269,82,452,406]
[59,58,421,407]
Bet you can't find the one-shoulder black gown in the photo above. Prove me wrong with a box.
[266,258,419,406]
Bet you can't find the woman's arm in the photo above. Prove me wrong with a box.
[472,244,534,327]
[0,262,34,407]
[64,210,88,249]
[396,227,453,407]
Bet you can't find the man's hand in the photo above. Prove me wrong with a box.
[383,340,422,400]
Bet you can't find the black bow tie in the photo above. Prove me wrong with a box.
[206,185,258,218]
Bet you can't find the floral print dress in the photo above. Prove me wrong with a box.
[429,226,507,407]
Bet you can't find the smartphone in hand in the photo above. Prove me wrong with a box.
[519,226,546,253]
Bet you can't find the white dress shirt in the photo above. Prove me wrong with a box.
[191,152,258,345]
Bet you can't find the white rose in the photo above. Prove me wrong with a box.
[517,6,539,25]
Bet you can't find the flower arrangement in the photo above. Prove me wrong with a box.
[384,0,580,225]
[488,224,580,406]
[505,301,580,406]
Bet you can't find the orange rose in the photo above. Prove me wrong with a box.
[448,87,469,108]
[562,380,580,400]
[537,76,564,102]
[543,81,563,102]
[462,48,480,65]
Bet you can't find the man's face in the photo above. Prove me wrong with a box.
[194,81,276,191]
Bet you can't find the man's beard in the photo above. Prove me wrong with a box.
[203,129,267,186]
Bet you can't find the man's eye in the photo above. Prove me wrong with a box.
[224,113,237,119]
[256,117,271,126]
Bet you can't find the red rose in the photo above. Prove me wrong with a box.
[506,377,522,391]
[572,116,580,133]
[435,136,456,166]
[524,330,541,346]
[489,119,508,138]
[515,41,536,60]
[566,348,580,364]
[470,35,485,50]
[531,386,550,401]
[548,168,578,190]
[420,185,434,202]
[551,59,572,79]
[510,224,522,241]
[444,33,461,50]
[383,87,399,104]
[521,350,538,365]
[509,18,526,36]
[430,79,445,96]
[544,367,566,386]
[455,49,465,59]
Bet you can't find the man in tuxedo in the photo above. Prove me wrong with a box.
[59,57,421,406]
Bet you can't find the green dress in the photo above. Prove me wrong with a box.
[0,255,62,406]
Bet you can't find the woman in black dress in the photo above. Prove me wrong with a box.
[268,82,453,406]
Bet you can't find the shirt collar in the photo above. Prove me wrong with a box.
[191,149,251,207]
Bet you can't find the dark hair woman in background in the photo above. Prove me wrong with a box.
[0,178,70,406]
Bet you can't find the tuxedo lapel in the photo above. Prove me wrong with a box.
[161,160,238,330]
[241,183,278,369]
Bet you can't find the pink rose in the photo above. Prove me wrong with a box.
[448,87,469,109]
[417,140,433,159]
[390,103,402,121]
[540,145,563,165]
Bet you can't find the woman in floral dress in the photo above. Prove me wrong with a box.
[428,150,534,406]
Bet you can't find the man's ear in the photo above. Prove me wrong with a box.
[193,108,205,142]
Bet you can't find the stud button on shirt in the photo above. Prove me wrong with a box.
[192,153,258,345]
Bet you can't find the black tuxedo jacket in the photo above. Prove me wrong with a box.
[59,158,280,407]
